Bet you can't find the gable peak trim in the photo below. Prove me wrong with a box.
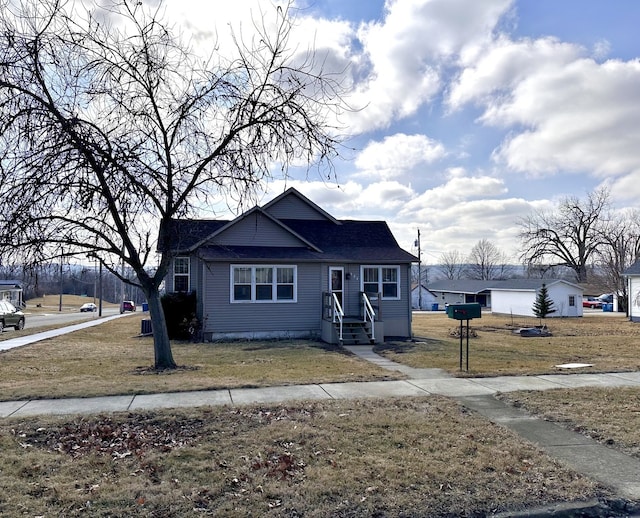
[262,187,341,225]
[189,206,323,253]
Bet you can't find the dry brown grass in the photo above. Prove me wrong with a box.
[0,296,121,343]
[0,305,636,515]
[24,294,118,314]
[0,398,607,517]
[0,316,403,401]
[499,386,640,459]
[376,312,640,376]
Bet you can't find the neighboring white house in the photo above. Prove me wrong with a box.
[0,280,24,308]
[426,279,583,317]
[411,284,439,310]
[426,280,494,308]
[624,260,640,322]
[490,279,583,318]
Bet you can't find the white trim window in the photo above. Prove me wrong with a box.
[173,257,190,292]
[231,265,297,303]
[361,266,400,300]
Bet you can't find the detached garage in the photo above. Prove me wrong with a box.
[490,279,583,318]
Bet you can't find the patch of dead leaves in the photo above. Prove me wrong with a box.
[12,413,202,459]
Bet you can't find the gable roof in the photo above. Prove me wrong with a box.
[162,188,417,263]
[160,219,229,252]
[262,187,340,224]
[187,207,323,253]
[198,219,416,263]
[623,259,640,276]
[426,279,495,294]
[0,280,22,289]
[489,279,583,291]
[427,278,582,294]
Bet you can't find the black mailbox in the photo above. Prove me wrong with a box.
[446,303,482,320]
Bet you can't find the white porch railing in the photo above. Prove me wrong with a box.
[332,292,344,342]
[361,292,376,342]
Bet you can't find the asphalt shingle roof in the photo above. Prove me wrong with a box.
[427,278,581,293]
[160,219,229,252]
[164,215,417,263]
[623,260,640,275]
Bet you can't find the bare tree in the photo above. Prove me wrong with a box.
[465,239,511,280]
[523,261,565,279]
[593,209,640,312]
[519,188,610,283]
[0,1,345,369]
[438,250,466,280]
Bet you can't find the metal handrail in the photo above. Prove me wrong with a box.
[332,292,344,341]
[361,292,376,341]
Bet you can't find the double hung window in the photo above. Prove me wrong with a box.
[361,266,400,300]
[173,257,190,292]
[231,265,296,303]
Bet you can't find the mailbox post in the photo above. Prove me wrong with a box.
[446,303,482,371]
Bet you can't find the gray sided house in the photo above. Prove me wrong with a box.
[163,188,417,344]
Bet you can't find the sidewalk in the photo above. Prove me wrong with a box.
[0,313,126,352]
[2,328,640,506]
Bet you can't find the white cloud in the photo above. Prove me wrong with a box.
[492,58,640,178]
[398,170,507,213]
[359,181,415,211]
[343,0,513,132]
[447,36,584,113]
[354,133,445,180]
[389,196,532,260]
[605,172,640,205]
[593,39,612,60]
[448,34,640,188]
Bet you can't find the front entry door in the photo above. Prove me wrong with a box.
[329,267,344,310]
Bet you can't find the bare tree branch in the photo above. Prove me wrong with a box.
[518,188,611,283]
[465,239,512,280]
[0,0,346,369]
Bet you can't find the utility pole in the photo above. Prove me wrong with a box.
[415,229,422,309]
[58,253,63,312]
[98,261,103,317]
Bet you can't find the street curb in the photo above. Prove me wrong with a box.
[492,498,640,517]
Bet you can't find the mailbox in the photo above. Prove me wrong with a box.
[446,303,482,320]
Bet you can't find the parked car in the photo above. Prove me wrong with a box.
[597,293,614,304]
[80,302,97,312]
[583,297,603,309]
[0,300,25,331]
[121,300,136,313]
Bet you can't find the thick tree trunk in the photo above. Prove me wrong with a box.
[576,264,588,283]
[146,288,176,370]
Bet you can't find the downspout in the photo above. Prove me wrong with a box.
[201,260,207,341]
[408,264,413,337]
[628,275,632,321]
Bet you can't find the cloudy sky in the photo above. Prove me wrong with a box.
[166,0,640,264]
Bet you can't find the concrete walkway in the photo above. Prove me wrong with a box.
[2,329,640,508]
[345,346,640,504]
[0,313,126,352]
